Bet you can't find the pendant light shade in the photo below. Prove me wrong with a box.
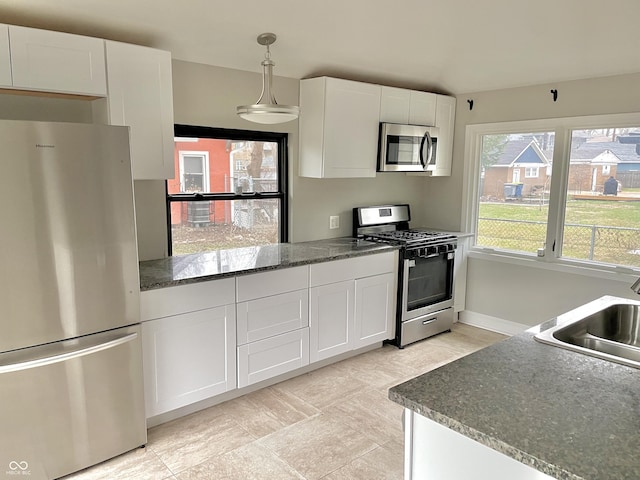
[237,33,299,124]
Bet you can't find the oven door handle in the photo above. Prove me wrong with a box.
[419,131,433,170]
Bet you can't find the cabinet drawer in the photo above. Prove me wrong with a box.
[237,289,309,345]
[140,278,235,321]
[237,328,309,388]
[310,251,397,287]
[236,265,308,302]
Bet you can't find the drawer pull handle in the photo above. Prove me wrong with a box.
[422,318,437,325]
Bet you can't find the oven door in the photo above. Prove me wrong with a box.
[401,247,454,321]
[378,123,439,172]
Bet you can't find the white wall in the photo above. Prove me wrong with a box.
[438,73,640,329]
[134,60,430,259]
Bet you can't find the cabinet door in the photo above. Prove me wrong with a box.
[105,41,175,180]
[9,26,106,96]
[323,78,380,177]
[309,280,354,362]
[380,86,410,124]
[142,305,236,417]
[354,273,396,349]
[409,91,437,126]
[237,328,309,388]
[432,95,456,176]
[0,25,11,87]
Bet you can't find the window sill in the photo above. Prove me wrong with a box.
[468,247,640,284]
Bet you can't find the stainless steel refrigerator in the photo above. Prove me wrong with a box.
[0,120,146,480]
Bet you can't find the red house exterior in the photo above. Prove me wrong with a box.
[168,139,232,226]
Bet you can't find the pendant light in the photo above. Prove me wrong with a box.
[237,33,299,124]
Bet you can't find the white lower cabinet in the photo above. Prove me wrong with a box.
[236,289,308,344]
[354,272,396,348]
[405,409,554,479]
[142,305,236,417]
[236,267,311,388]
[140,252,397,419]
[309,252,398,362]
[237,328,309,388]
[309,280,355,362]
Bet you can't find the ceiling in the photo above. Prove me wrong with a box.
[1,0,640,95]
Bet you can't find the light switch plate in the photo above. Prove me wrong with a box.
[329,215,339,229]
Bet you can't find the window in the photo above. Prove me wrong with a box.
[466,115,640,270]
[167,125,288,255]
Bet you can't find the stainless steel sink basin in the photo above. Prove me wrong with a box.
[534,296,640,368]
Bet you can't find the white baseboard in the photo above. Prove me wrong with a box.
[458,311,529,336]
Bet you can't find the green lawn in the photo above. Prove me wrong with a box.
[478,199,640,267]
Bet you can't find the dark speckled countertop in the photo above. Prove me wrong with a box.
[389,323,640,480]
[139,237,399,291]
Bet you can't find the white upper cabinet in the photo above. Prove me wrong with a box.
[380,86,411,124]
[104,41,175,180]
[409,91,437,126]
[0,25,11,87]
[431,95,456,176]
[8,25,106,96]
[299,77,381,178]
[380,87,437,126]
[407,93,457,177]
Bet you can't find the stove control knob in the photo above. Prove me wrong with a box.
[427,246,438,256]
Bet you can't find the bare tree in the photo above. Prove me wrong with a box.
[247,142,264,191]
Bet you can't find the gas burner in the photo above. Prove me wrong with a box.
[364,229,457,247]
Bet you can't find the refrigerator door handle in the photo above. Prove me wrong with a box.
[0,332,138,374]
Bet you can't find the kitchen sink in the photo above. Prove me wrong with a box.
[534,296,640,369]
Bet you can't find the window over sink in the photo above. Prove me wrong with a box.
[167,125,288,255]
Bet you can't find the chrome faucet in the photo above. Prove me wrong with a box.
[632,277,640,294]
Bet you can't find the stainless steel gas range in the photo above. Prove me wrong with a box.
[353,204,457,348]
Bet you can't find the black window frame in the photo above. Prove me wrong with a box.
[167,124,289,256]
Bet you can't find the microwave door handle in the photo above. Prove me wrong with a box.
[419,132,433,170]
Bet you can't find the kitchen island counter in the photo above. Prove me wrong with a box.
[140,238,398,291]
[389,323,640,480]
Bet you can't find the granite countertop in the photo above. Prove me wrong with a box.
[139,237,399,291]
[389,323,640,480]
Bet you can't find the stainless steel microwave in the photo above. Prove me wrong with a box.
[377,123,440,172]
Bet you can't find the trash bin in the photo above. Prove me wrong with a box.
[603,176,618,195]
[504,183,517,197]
[504,183,523,198]
[515,183,523,197]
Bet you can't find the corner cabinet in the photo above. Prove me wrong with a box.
[0,24,106,96]
[104,41,175,180]
[299,77,381,178]
[140,278,237,418]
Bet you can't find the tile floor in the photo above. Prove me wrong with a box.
[63,323,506,480]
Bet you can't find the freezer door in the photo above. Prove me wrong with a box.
[0,120,139,352]
[0,325,146,480]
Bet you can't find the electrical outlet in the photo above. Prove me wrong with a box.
[329,215,340,229]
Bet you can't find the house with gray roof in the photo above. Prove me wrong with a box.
[482,132,640,200]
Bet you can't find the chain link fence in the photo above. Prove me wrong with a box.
[478,218,640,267]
